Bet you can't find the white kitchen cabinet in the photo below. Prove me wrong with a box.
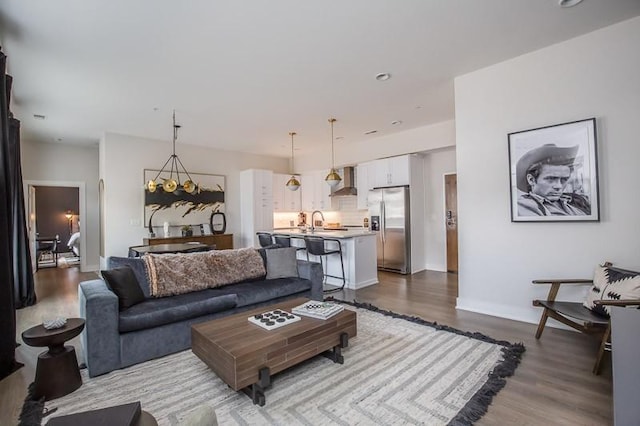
[372,155,410,187]
[285,181,302,211]
[387,155,410,185]
[300,170,332,211]
[317,172,332,210]
[272,174,285,212]
[273,173,302,212]
[301,173,314,211]
[240,169,273,247]
[356,162,372,210]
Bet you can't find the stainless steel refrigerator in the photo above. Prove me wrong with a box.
[368,186,411,274]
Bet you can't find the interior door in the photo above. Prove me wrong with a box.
[28,185,37,272]
[445,174,458,273]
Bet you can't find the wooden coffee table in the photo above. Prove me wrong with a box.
[191,297,357,406]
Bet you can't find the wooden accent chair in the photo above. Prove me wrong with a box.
[533,268,640,374]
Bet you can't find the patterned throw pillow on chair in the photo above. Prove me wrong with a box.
[583,263,640,317]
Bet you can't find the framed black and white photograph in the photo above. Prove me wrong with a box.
[508,118,599,222]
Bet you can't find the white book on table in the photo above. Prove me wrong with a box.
[292,301,344,320]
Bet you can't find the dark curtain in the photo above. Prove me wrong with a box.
[9,102,35,308]
[1,47,31,380]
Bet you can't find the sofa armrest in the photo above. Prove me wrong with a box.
[78,279,121,377]
[297,260,323,301]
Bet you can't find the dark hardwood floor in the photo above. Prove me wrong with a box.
[0,268,613,425]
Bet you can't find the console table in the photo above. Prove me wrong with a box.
[129,243,214,257]
[143,234,233,250]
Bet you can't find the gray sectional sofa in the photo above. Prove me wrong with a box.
[79,250,323,377]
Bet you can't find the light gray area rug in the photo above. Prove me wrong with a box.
[44,303,524,425]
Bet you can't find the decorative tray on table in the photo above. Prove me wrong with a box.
[248,309,301,330]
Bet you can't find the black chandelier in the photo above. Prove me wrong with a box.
[146,110,198,194]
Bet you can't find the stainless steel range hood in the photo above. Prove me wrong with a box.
[330,166,357,196]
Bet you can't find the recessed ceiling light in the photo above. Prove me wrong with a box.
[364,130,378,135]
[33,114,46,120]
[375,73,391,81]
[391,120,403,126]
[558,0,583,7]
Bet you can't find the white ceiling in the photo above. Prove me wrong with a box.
[2,0,639,157]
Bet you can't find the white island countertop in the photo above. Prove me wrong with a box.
[271,228,374,239]
[269,228,378,290]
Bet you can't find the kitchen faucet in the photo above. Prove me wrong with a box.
[310,210,325,233]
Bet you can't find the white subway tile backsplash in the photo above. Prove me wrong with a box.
[272,196,368,228]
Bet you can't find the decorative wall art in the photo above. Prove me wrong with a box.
[508,118,599,222]
[144,169,225,231]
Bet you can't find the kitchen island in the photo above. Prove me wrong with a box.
[270,229,378,290]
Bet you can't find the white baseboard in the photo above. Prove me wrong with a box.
[455,297,575,331]
[411,266,426,274]
[425,263,447,273]
[350,278,379,290]
[82,263,100,273]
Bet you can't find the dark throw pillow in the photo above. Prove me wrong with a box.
[101,266,146,310]
[265,247,299,279]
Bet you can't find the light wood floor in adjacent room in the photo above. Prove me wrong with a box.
[0,268,612,425]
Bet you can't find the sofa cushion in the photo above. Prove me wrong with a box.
[205,277,312,307]
[108,256,151,297]
[101,266,146,311]
[253,245,286,281]
[265,247,299,279]
[583,263,640,317]
[119,292,237,333]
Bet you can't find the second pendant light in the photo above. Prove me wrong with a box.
[325,118,341,187]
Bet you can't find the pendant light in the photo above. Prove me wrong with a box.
[285,131,301,191]
[146,110,198,194]
[325,118,341,187]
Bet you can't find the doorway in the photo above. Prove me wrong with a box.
[444,174,458,274]
[25,180,87,272]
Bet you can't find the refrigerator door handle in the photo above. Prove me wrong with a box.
[380,201,386,243]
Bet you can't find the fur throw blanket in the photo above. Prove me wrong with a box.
[143,248,266,297]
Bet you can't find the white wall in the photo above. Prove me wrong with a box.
[294,120,455,171]
[100,132,288,258]
[454,17,640,324]
[423,147,456,272]
[21,140,100,271]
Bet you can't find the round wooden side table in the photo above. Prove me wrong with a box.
[139,410,159,426]
[21,318,85,400]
